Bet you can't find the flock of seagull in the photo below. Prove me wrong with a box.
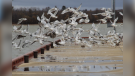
[12,4,123,51]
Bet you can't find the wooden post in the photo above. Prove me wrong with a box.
[24,55,29,63]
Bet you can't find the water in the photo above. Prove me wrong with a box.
[12,35,123,76]
[12,23,123,59]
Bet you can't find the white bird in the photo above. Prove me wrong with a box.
[23,24,30,34]
[97,19,107,23]
[119,12,123,16]
[53,42,57,48]
[22,40,32,48]
[101,7,106,11]
[110,17,118,27]
[79,19,85,23]
[31,38,44,45]
[13,25,23,33]
[59,36,65,45]
[61,7,71,14]
[13,40,22,50]
[17,18,27,24]
[37,13,47,25]
[84,17,90,23]
[69,17,78,26]
[47,7,58,18]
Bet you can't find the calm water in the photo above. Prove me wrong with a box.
[12,23,123,59]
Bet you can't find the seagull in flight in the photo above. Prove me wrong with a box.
[13,40,22,50]
[119,12,123,16]
[110,17,118,27]
[17,18,27,24]
[47,7,58,18]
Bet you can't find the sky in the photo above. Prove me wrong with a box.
[12,0,123,10]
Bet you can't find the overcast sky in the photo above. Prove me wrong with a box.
[12,0,123,10]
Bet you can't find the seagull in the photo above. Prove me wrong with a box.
[119,12,123,16]
[107,8,112,12]
[69,17,78,26]
[12,5,123,53]
[13,25,23,33]
[14,35,26,39]
[22,40,32,48]
[31,38,44,45]
[110,17,118,27]
[61,7,71,14]
[23,24,30,34]
[101,7,106,11]
[79,19,85,23]
[58,36,65,45]
[17,18,27,24]
[37,13,47,25]
[97,18,107,23]
[53,42,57,48]
[76,3,82,11]
[84,17,90,23]
[47,7,58,18]
[13,40,22,50]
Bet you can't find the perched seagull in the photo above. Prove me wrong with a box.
[17,18,27,24]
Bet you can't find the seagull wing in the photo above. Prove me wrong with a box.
[41,13,45,19]
[110,20,113,23]
[76,3,82,11]
[114,17,118,23]
[17,19,22,24]
[13,26,17,30]
[17,40,21,47]
[35,28,40,35]
[17,25,23,30]
[92,23,95,28]
[12,35,18,41]
[31,41,37,45]
[22,18,27,21]
[37,16,41,21]
[101,7,106,10]
[119,12,123,16]
[22,43,29,48]
[54,8,58,15]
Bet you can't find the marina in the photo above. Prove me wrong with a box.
[11,1,123,76]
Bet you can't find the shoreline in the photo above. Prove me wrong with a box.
[12,22,123,25]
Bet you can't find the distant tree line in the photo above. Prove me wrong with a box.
[12,6,123,24]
